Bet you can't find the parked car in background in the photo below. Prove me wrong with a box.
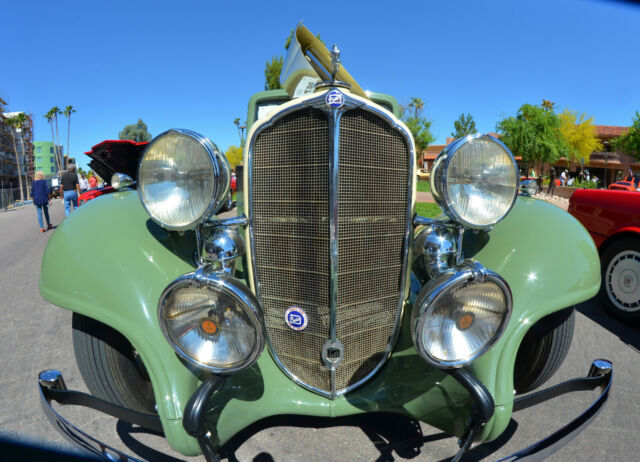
[569,188,640,322]
[37,23,611,462]
[416,167,430,181]
[608,177,640,191]
[78,186,114,205]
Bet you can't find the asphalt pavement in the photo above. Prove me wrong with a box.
[0,198,638,461]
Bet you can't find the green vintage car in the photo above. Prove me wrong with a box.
[38,25,611,461]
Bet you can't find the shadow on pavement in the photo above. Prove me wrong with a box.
[115,412,521,461]
[116,421,185,462]
[575,298,639,352]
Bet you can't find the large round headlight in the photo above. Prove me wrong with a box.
[412,262,511,368]
[138,129,230,230]
[158,268,264,373]
[431,134,518,229]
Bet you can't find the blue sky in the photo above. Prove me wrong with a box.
[2,0,639,172]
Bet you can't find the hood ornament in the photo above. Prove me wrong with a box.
[315,43,351,93]
[330,44,341,83]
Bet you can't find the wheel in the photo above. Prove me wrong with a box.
[513,307,575,394]
[600,237,640,322]
[72,313,156,413]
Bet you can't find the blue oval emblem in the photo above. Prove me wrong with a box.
[285,306,308,331]
[325,89,344,108]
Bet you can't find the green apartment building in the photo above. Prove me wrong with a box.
[33,141,63,178]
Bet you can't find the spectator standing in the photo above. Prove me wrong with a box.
[536,175,543,195]
[624,168,634,182]
[88,174,98,189]
[31,171,52,232]
[560,170,567,186]
[547,167,557,197]
[79,174,89,192]
[61,164,81,216]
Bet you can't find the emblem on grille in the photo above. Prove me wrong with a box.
[325,89,344,108]
[285,306,308,331]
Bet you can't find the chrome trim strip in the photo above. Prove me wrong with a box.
[328,108,340,345]
[246,89,416,398]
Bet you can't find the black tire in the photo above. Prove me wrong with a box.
[513,307,575,394]
[599,237,640,323]
[72,313,156,413]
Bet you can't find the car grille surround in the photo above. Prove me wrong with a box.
[249,93,413,397]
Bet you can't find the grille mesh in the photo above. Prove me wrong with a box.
[336,109,408,388]
[251,105,409,394]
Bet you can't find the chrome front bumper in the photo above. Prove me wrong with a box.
[38,360,612,462]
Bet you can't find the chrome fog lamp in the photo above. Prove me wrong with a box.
[412,261,511,368]
[158,268,264,374]
[431,134,519,229]
[111,173,134,190]
[138,129,230,231]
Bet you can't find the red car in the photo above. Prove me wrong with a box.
[569,189,640,322]
[79,186,114,205]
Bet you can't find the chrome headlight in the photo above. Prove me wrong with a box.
[431,134,518,229]
[158,268,264,374]
[412,262,511,368]
[138,129,230,231]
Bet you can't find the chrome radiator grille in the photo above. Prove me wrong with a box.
[250,101,411,396]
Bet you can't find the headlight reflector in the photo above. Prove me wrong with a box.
[158,269,264,373]
[138,129,230,230]
[412,262,511,368]
[431,134,518,229]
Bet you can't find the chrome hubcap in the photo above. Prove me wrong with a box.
[606,250,640,312]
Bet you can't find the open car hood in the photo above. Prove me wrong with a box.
[84,140,148,183]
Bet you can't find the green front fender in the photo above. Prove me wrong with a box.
[39,191,202,455]
[39,192,600,455]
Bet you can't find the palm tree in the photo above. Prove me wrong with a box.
[13,113,31,199]
[44,110,62,174]
[409,97,424,119]
[5,116,25,202]
[63,105,76,158]
[541,99,555,111]
[233,117,246,145]
[51,106,63,168]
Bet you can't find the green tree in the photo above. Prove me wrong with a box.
[451,113,478,139]
[496,103,569,167]
[401,97,436,160]
[614,111,640,159]
[264,56,284,90]
[558,109,603,165]
[4,115,26,201]
[63,105,76,157]
[224,145,243,170]
[119,119,152,142]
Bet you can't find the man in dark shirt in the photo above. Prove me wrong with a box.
[61,164,81,216]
